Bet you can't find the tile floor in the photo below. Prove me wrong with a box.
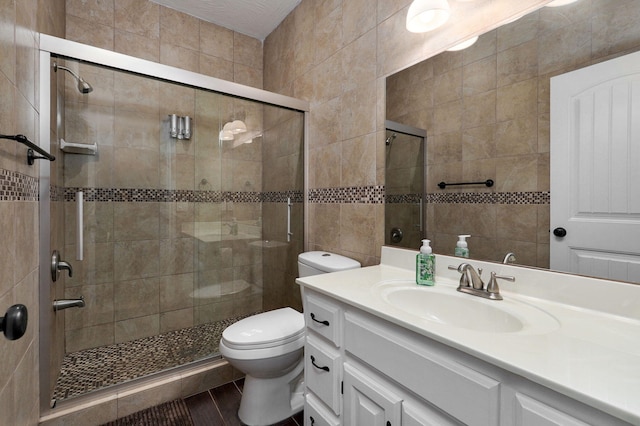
[184,378,304,426]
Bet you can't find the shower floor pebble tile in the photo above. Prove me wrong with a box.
[53,315,252,402]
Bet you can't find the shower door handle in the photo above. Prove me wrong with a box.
[287,197,293,242]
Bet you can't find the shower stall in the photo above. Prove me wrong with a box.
[38,36,307,413]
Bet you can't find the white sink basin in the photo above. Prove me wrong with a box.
[375,280,559,334]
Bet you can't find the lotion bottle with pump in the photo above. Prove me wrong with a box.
[416,239,435,286]
[455,235,470,258]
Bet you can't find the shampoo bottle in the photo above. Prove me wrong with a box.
[416,239,435,286]
[455,235,470,258]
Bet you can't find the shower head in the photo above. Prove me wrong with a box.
[385,133,397,146]
[53,62,93,94]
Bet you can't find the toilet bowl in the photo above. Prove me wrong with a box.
[219,251,361,426]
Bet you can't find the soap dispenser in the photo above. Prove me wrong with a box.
[455,235,470,258]
[416,239,435,286]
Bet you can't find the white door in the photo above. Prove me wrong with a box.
[550,50,640,283]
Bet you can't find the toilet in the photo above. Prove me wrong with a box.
[219,251,361,426]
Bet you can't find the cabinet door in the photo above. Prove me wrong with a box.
[343,363,402,426]
[305,394,340,426]
[515,393,590,426]
[403,402,464,426]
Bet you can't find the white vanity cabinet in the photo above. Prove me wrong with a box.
[301,286,633,426]
[303,291,344,425]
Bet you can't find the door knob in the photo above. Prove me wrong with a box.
[553,227,567,237]
[51,250,73,282]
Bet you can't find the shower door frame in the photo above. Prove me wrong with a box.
[38,34,310,414]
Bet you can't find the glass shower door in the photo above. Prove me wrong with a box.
[44,56,305,404]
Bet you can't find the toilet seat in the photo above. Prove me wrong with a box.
[222,307,305,350]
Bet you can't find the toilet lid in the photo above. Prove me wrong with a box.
[298,251,361,272]
[222,307,305,350]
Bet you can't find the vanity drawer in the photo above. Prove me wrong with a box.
[305,334,342,415]
[304,291,343,347]
[305,393,340,426]
[344,311,500,426]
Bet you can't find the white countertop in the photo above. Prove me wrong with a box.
[296,246,640,424]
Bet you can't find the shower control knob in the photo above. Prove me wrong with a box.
[1,304,28,341]
[51,250,73,282]
[390,227,403,244]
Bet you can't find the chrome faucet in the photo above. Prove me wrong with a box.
[53,297,85,311]
[458,263,484,290]
[502,252,516,264]
[448,264,515,301]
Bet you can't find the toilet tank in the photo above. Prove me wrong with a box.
[298,251,361,277]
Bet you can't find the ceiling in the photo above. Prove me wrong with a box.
[150,0,301,41]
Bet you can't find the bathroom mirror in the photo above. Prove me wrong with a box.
[385,0,640,282]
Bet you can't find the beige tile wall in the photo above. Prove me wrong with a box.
[264,0,550,267]
[65,0,264,89]
[0,0,64,424]
[386,0,640,267]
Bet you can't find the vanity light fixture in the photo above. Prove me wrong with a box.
[447,36,479,51]
[406,0,451,33]
[545,0,579,7]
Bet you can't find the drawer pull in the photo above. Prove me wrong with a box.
[310,312,330,326]
[310,415,315,425]
[310,355,330,372]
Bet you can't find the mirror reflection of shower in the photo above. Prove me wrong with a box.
[384,121,427,249]
[52,61,93,94]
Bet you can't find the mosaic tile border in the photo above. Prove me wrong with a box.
[309,185,385,204]
[386,194,422,204]
[425,191,550,205]
[50,184,63,202]
[310,186,549,205]
[0,169,38,201]
[61,187,304,203]
[49,182,549,206]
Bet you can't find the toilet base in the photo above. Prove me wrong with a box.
[238,360,304,426]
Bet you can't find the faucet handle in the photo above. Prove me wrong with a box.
[487,272,515,297]
[51,250,73,282]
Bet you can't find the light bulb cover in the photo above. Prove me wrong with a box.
[219,130,234,141]
[229,120,247,134]
[447,36,479,51]
[406,0,451,33]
